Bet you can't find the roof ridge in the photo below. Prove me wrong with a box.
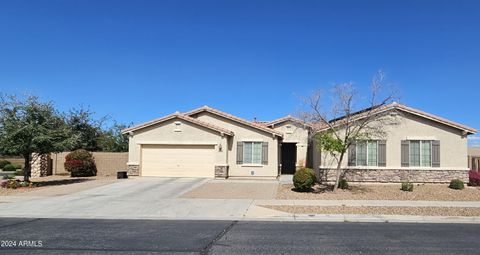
[319,103,477,134]
[393,103,477,133]
[176,114,234,135]
[266,115,313,128]
[121,112,234,136]
[185,106,283,137]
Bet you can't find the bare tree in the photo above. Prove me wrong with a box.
[301,71,399,191]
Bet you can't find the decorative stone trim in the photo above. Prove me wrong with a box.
[317,168,469,183]
[127,164,140,176]
[31,153,50,178]
[215,165,229,178]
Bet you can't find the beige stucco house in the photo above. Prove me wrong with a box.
[123,106,312,179]
[122,103,476,182]
[317,103,476,182]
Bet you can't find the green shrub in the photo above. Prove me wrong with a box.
[0,160,11,169]
[3,164,16,172]
[338,179,349,189]
[19,181,31,187]
[11,163,22,169]
[64,149,97,177]
[449,179,464,190]
[293,168,316,192]
[401,182,414,192]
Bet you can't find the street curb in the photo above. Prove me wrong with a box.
[1,214,478,224]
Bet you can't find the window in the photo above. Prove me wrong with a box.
[356,141,367,166]
[367,141,378,166]
[409,140,432,167]
[409,141,420,166]
[243,142,263,164]
[356,141,378,166]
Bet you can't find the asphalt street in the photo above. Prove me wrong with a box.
[0,218,478,254]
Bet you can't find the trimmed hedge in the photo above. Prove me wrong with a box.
[293,168,316,192]
[64,149,97,177]
[449,179,464,190]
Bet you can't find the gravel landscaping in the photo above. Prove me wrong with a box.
[181,181,278,199]
[277,183,480,201]
[0,175,116,196]
[262,205,480,216]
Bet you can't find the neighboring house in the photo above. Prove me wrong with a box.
[122,103,476,182]
[318,103,477,183]
[468,147,480,172]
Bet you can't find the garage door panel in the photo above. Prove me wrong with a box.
[141,145,215,177]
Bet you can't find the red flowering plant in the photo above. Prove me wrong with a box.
[468,170,480,187]
[64,149,97,177]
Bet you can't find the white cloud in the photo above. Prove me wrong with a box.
[468,136,480,147]
[468,136,480,141]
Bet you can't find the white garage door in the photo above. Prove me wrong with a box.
[141,144,215,177]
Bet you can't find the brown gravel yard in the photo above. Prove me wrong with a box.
[0,175,117,196]
[182,181,278,199]
[277,183,480,201]
[262,205,480,217]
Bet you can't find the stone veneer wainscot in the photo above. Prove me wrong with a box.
[317,168,469,183]
[127,164,139,176]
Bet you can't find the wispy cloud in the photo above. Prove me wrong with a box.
[468,136,480,147]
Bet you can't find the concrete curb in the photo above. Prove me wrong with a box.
[253,199,480,207]
[1,213,478,224]
[292,214,480,224]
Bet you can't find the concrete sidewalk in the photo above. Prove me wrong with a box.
[243,199,480,223]
[253,199,480,207]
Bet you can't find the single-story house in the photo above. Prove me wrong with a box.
[122,103,476,182]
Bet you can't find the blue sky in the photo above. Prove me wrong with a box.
[0,0,479,145]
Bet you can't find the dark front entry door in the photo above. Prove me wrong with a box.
[281,143,297,174]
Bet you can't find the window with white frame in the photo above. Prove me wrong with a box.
[356,140,379,166]
[243,142,263,164]
[409,140,432,167]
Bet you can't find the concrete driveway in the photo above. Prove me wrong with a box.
[0,177,254,220]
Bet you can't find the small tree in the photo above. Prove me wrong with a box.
[301,71,398,191]
[0,95,73,181]
[98,122,130,152]
[66,107,106,151]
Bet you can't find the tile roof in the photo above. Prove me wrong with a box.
[266,115,314,128]
[318,102,477,134]
[394,103,477,134]
[185,106,283,137]
[121,112,234,136]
